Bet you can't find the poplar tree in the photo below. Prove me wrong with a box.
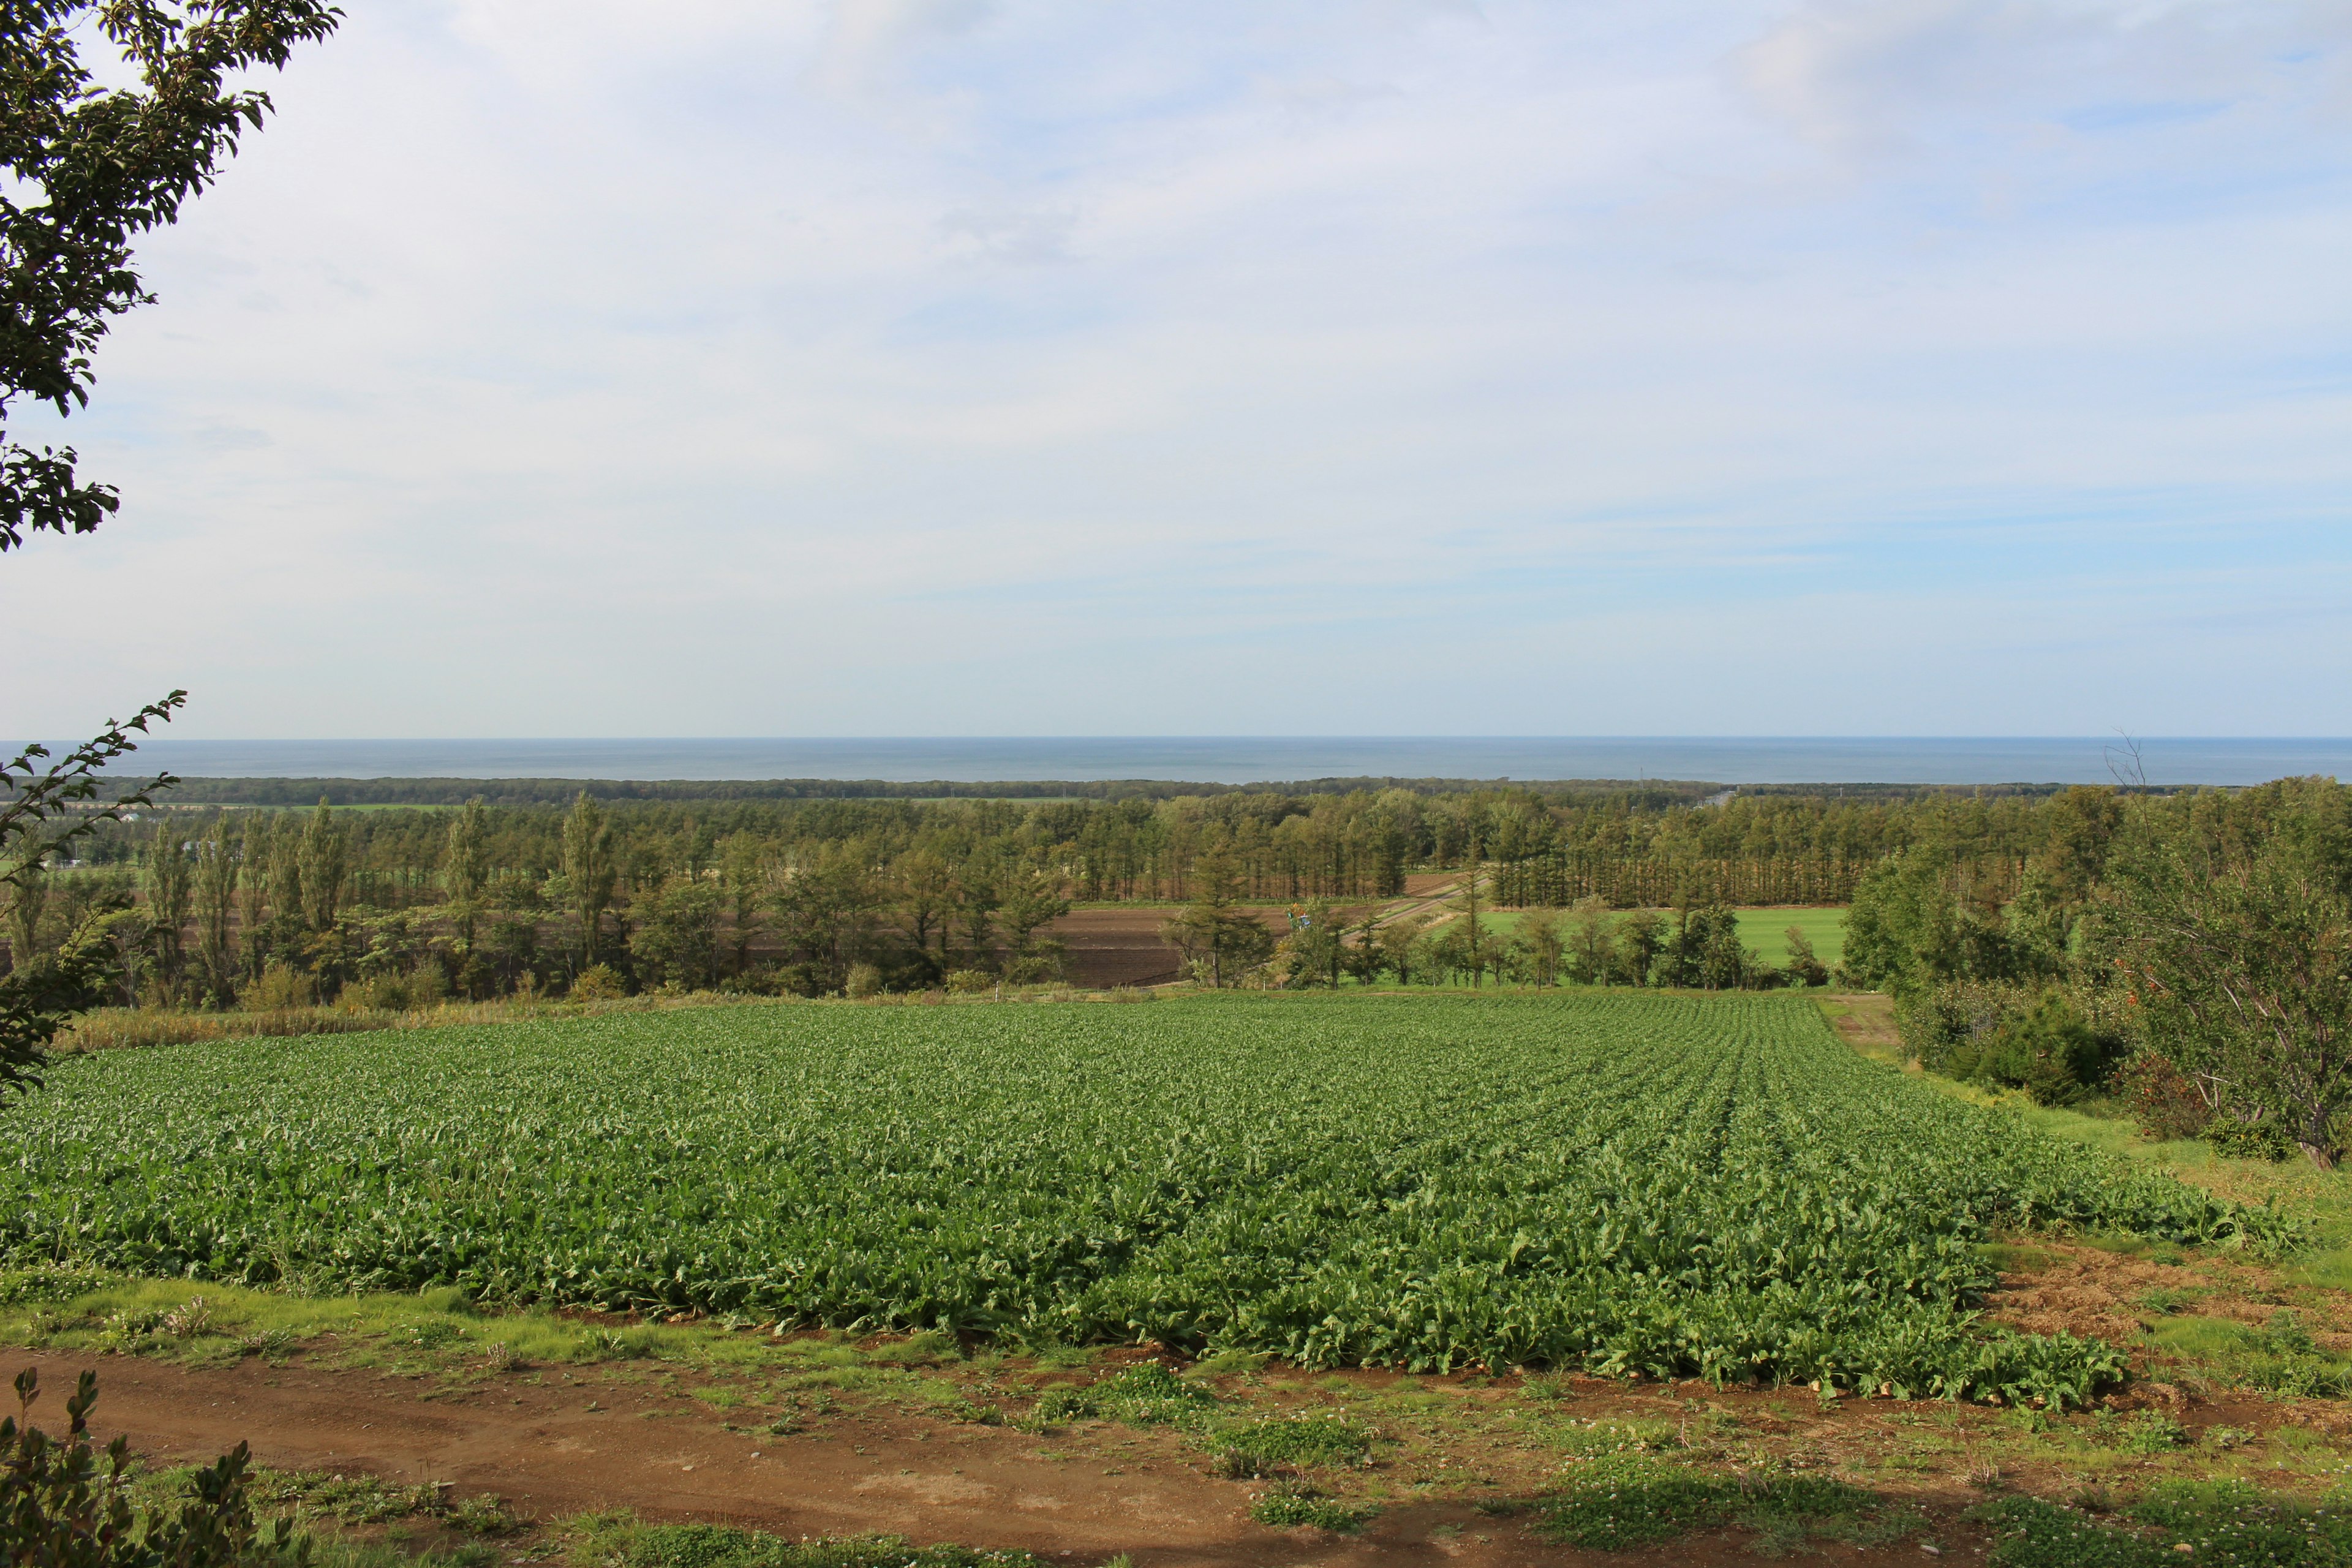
[560,792,616,963]
[296,797,343,930]
[144,820,191,984]
[266,814,301,931]
[443,797,488,949]
[238,814,273,935]
[190,818,238,1003]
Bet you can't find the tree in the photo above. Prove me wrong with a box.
[1284,899,1345,989]
[630,875,722,990]
[295,796,342,930]
[893,847,954,957]
[1378,913,1429,987]
[6,861,47,972]
[998,868,1070,981]
[953,861,1000,970]
[0,0,340,548]
[1613,909,1665,987]
[1158,854,1272,987]
[1516,910,1564,988]
[1564,896,1615,985]
[189,818,236,1003]
[143,819,190,988]
[1784,925,1830,989]
[442,797,488,951]
[560,792,616,964]
[1341,907,1387,987]
[2106,785,2352,1170]
[264,815,300,937]
[722,832,764,974]
[237,812,270,937]
[769,848,884,993]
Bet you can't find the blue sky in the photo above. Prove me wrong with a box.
[3,0,2348,738]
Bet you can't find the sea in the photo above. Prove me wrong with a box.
[77,737,2352,788]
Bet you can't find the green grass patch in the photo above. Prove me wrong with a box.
[1249,1481,1375,1532]
[1534,1455,1872,1550]
[568,1515,1047,1568]
[2144,1311,2352,1398]
[1972,1482,2352,1567]
[1208,1413,1373,1477]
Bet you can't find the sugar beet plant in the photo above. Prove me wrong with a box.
[0,995,2292,1402]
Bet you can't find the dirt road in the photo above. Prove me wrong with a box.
[19,1351,1602,1567]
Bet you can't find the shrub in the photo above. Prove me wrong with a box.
[2122,1055,2212,1142]
[569,965,626,1001]
[0,1368,305,1568]
[2203,1118,2295,1163]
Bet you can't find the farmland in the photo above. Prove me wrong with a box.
[0,993,2277,1401]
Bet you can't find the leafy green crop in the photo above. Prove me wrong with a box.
[0,994,2288,1396]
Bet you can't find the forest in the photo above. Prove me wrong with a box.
[0,776,2233,1000]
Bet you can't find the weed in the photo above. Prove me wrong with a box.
[446,1493,521,1536]
[1536,1458,1871,1552]
[1972,1482,2352,1568]
[1547,1417,1680,1457]
[158,1295,214,1339]
[1209,1414,1371,1479]
[2120,1411,2188,1455]
[569,1515,1047,1568]
[1249,1481,1373,1533]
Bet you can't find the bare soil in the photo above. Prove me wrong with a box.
[24,1349,1994,1567]
[1046,910,1294,990]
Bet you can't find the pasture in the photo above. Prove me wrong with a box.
[1,992,2271,1400]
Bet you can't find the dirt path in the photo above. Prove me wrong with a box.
[26,1351,1954,1567]
[19,1352,1511,1566]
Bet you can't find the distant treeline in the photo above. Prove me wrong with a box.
[5,776,2230,1012]
[111,775,1735,807]
[54,783,2100,907]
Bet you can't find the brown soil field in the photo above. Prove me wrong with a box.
[1046,909,1294,989]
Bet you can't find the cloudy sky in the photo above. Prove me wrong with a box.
[4,0,2348,739]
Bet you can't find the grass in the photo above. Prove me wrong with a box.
[1532,1454,1873,1550]
[1971,1483,2352,1567]
[1439,905,1846,974]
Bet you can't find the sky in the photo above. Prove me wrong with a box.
[2,0,2348,740]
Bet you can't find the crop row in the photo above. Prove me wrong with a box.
[0,993,2286,1400]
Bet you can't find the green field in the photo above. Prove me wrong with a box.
[1735,907,1845,969]
[1463,907,1845,971]
[1,994,2278,1397]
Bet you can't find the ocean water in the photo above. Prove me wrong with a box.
[78,736,2352,787]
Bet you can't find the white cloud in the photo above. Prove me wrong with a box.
[0,0,2346,739]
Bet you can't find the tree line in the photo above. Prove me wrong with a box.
[1839,777,2352,1171]
[5,779,1981,1008]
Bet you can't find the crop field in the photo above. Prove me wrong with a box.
[0,994,2283,1402]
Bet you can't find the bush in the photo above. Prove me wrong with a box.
[569,965,626,1001]
[2203,1118,2295,1163]
[2122,1055,2212,1142]
[0,1367,305,1568]
[1964,993,2110,1106]
[1898,980,2030,1072]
